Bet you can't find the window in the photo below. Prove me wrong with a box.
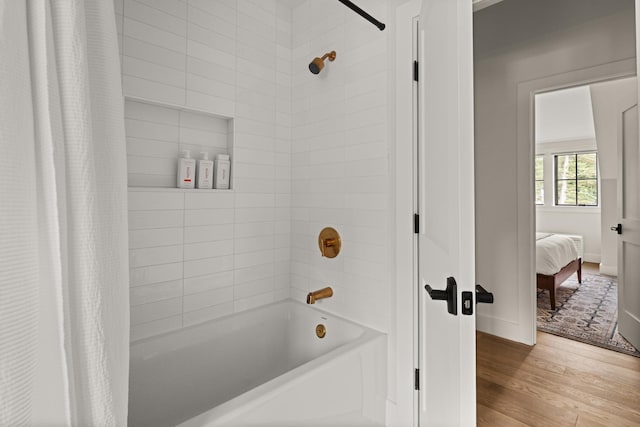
[554,152,598,206]
[535,155,544,205]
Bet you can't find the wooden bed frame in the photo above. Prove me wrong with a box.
[537,257,582,310]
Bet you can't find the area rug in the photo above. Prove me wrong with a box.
[537,273,640,357]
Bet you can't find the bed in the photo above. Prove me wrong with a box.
[536,232,582,309]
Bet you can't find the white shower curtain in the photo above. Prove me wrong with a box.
[0,1,129,425]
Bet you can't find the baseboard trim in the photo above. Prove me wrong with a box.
[599,263,618,277]
[583,253,601,264]
[476,314,534,346]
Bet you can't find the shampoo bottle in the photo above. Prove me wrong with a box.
[214,154,230,189]
[196,152,214,189]
[177,150,196,189]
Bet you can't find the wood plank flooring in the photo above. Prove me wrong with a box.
[581,262,600,275]
[477,331,640,426]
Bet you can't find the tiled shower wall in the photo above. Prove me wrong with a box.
[114,0,392,338]
[114,0,292,340]
[290,0,391,333]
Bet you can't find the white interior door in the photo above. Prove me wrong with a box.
[616,103,640,351]
[417,0,478,426]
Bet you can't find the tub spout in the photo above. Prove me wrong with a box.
[306,287,333,304]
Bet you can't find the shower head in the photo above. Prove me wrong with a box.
[309,51,336,75]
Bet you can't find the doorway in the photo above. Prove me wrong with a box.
[532,79,640,356]
[473,0,638,346]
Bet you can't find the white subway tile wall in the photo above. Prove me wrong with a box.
[290,0,390,332]
[118,0,292,340]
[117,0,390,338]
[128,189,285,341]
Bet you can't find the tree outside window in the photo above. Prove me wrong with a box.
[554,152,598,206]
[535,155,544,205]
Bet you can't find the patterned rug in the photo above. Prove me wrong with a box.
[537,273,640,357]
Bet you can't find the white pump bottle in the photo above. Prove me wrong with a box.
[196,152,214,189]
[214,154,230,189]
[177,150,196,189]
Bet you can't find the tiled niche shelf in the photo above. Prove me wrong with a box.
[125,96,234,190]
[127,187,231,193]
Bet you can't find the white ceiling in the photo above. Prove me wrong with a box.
[535,86,596,144]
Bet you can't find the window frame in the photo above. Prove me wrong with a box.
[553,151,599,207]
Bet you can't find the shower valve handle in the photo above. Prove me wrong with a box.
[318,227,341,258]
[320,237,337,255]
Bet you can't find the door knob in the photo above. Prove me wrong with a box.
[425,277,457,315]
[475,284,494,304]
[610,224,622,235]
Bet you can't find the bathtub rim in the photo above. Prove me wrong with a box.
[129,298,381,347]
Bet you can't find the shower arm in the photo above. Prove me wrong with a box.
[337,0,386,31]
[321,51,336,62]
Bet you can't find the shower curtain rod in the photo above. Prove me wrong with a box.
[337,0,386,31]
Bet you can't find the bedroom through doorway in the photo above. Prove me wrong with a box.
[533,79,639,357]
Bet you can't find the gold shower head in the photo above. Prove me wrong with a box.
[309,51,336,74]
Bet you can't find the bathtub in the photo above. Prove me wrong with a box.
[128,299,387,427]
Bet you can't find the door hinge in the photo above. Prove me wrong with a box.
[414,214,419,234]
[414,368,420,390]
[413,61,419,82]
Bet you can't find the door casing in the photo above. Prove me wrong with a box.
[396,0,477,425]
[392,1,421,426]
[507,60,637,345]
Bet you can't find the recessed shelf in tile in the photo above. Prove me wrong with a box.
[125,97,234,190]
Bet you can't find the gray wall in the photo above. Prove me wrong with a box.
[474,0,636,343]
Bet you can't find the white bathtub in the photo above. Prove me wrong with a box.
[128,299,387,427]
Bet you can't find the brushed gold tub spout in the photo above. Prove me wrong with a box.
[306,287,333,304]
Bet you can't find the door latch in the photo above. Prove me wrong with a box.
[461,291,473,315]
[611,223,622,235]
[425,276,457,315]
[461,285,494,315]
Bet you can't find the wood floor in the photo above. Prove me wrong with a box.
[477,331,640,426]
[581,261,600,275]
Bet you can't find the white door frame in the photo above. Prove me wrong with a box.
[513,59,636,345]
[392,1,421,426]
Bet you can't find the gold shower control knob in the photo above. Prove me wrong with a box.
[318,227,341,258]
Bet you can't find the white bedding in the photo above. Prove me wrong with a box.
[536,233,580,276]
